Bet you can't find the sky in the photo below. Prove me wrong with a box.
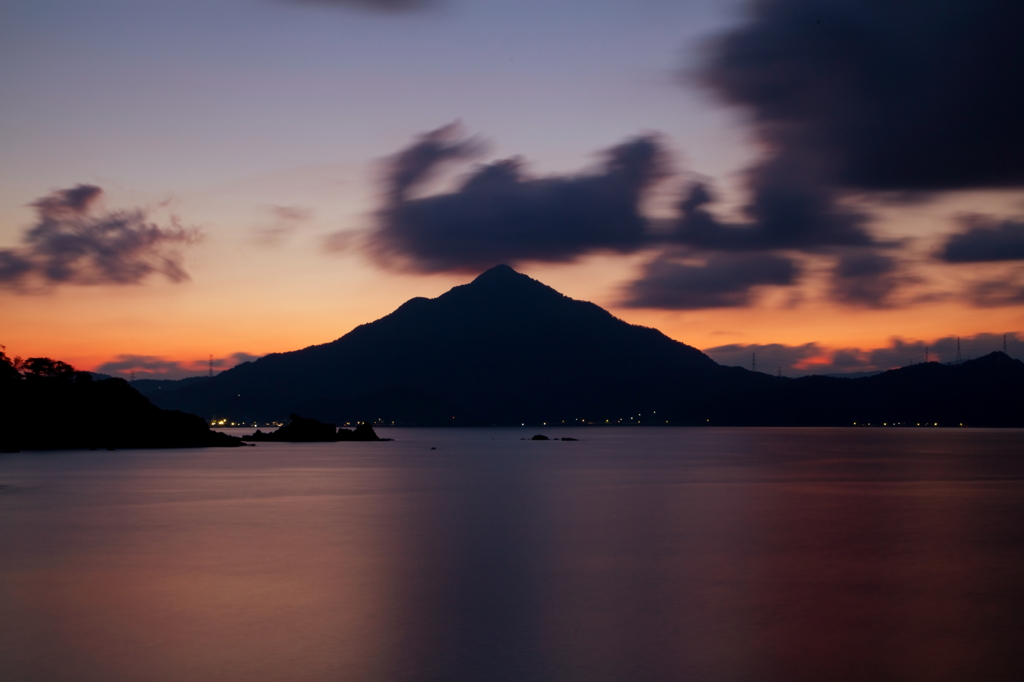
[2,0,1023,378]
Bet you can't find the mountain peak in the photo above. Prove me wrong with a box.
[446,264,561,303]
[471,264,530,283]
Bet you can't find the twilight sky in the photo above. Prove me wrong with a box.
[2,0,1023,378]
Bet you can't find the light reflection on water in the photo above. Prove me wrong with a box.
[1,428,1023,681]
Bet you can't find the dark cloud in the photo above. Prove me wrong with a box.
[96,352,263,380]
[704,333,1023,376]
[702,341,821,376]
[0,185,198,290]
[665,0,1024,307]
[621,252,797,309]
[386,123,485,203]
[828,349,869,372]
[671,158,874,251]
[935,216,1024,306]
[96,355,194,379]
[829,251,903,307]
[701,0,1024,191]
[283,0,432,12]
[940,215,1024,263]
[230,352,262,365]
[0,250,33,282]
[941,332,1023,361]
[670,0,1024,273]
[366,127,668,272]
[865,333,1023,367]
[33,184,103,215]
[967,274,1024,307]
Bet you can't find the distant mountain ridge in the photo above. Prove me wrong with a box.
[149,265,1024,427]
[131,376,211,395]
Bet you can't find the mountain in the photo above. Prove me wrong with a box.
[149,265,1024,427]
[151,265,757,424]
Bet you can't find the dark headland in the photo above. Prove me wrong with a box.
[143,265,1024,428]
[0,354,245,452]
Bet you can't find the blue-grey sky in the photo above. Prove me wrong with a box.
[0,0,745,199]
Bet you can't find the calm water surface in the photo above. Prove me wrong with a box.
[2,428,1023,682]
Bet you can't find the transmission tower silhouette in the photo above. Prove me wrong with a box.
[209,354,214,377]
[956,337,962,364]
[752,352,756,372]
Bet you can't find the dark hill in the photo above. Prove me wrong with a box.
[0,356,244,451]
[151,265,746,424]
[149,265,1024,427]
[703,352,1024,427]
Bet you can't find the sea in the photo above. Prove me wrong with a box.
[1,427,1023,682]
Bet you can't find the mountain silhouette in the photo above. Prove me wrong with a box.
[149,265,1024,426]
[151,265,738,424]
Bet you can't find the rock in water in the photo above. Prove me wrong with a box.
[337,422,385,441]
[243,415,388,442]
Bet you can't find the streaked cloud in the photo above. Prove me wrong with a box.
[829,251,905,308]
[966,272,1024,307]
[0,185,198,291]
[362,126,667,272]
[705,333,1023,377]
[253,205,314,245]
[700,0,1024,192]
[669,162,875,252]
[621,252,798,309]
[940,216,1024,263]
[95,352,263,380]
[654,0,1024,310]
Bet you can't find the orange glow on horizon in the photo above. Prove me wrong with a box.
[3,253,1021,377]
